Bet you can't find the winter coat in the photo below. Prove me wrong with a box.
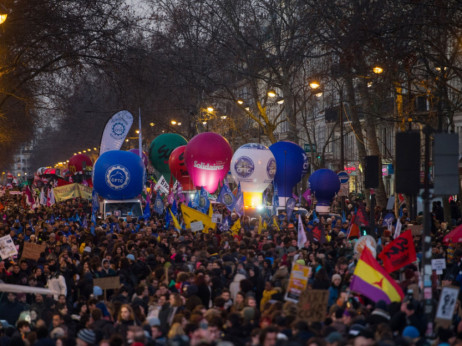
[229,273,247,301]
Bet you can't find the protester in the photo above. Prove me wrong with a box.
[0,187,459,346]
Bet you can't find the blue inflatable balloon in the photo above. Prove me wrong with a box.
[309,168,340,213]
[93,150,145,200]
[269,141,305,198]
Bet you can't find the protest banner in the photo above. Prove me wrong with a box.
[22,242,47,261]
[285,263,311,303]
[54,184,93,202]
[298,289,329,323]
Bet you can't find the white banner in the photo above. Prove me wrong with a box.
[100,110,134,156]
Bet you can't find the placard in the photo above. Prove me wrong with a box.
[154,176,169,195]
[285,263,311,302]
[432,258,446,275]
[190,221,204,232]
[22,242,47,261]
[212,213,223,224]
[0,235,17,260]
[298,289,329,323]
[435,286,459,327]
[93,276,121,290]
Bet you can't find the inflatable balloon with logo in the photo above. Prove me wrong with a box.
[68,154,93,174]
[184,132,232,194]
[128,149,149,167]
[168,145,195,191]
[309,168,340,213]
[149,133,188,182]
[269,141,305,206]
[230,143,276,208]
[93,150,145,200]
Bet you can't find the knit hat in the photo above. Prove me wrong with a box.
[126,254,135,261]
[402,326,420,339]
[93,286,103,297]
[77,328,96,344]
[332,274,342,282]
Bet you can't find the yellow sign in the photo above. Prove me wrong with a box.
[285,263,311,302]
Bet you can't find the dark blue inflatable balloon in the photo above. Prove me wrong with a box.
[93,150,145,200]
[269,141,305,197]
[309,169,340,207]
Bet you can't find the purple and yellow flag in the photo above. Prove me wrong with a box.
[350,247,404,304]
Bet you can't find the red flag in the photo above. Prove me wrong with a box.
[378,229,416,273]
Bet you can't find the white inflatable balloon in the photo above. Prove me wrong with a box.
[231,143,276,193]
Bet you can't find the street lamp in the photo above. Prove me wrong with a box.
[171,120,177,125]
[372,66,384,74]
[237,99,244,105]
[207,106,214,113]
[150,122,155,127]
[267,90,277,98]
[0,5,8,25]
[309,80,321,89]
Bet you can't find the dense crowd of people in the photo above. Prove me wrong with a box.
[0,192,460,346]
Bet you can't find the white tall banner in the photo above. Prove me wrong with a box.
[100,110,134,156]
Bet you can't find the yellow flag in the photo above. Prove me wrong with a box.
[273,216,280,231]
[181,204,216,233]
[208,204,213,218]
[258,216,263,234]
[79,242,86,254]
[169,208,181,232]
[263,218,268,230]
[230,218,241,236]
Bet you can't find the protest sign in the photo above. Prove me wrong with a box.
[298,289,329,323]
[93,276,120,290]
[432,258,446,275]
[212,213,223,224]
[22,242,47,261]
[285,263,311,303]
[435,286,458,328]
[0,235,17,260]
[190,221,204,232]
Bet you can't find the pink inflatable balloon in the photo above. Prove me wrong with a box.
[184,132,233,193]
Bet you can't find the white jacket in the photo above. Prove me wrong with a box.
[229,273,246,301]
[47,274,67,300]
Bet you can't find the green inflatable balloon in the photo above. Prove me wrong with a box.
[149,133,188,182]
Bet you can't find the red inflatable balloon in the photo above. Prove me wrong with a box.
[68,154,93,174]
[184,132,233,194]
[168,146,195,191]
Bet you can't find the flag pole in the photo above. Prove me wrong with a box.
[138,107,142,158]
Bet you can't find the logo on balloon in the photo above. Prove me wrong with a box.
[111,122,126,139]
[267,158,276,179]
[235,156,254,178]
[105,165,130,190]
